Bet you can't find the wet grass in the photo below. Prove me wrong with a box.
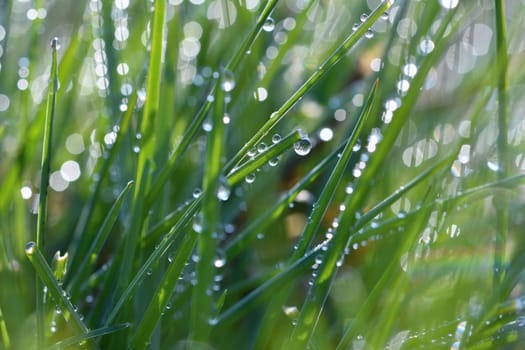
[1,0,525,349]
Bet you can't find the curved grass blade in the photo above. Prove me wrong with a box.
[67,86,139,281]
[68,181,134,300]
[46,323,130,350]
[25,242,91,342]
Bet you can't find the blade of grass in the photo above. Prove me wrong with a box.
[104,198,200,326]
[292,80,378,260]
[224,0,393,173]
[0,305,10,350]
[288,9,457,348]
[46,323,130,350]
[117,0,166,293]
[253,81,377,348]
[67,85,139,280]
[226,129,302,184]
[34,37,60,349]
[25,242,91,341]
[68,180,134,300]
[493,0,509,291]
[131,231,197,348]
[190,74,226,342]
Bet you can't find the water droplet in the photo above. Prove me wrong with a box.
[352,23,359,32]
[268,157,279,167]
[25,241,36,255]
[257,142,267,153]
[202,119,213,132]
[208,317,218,326]
[193,188,202,199]
[272,134,281,143]
[50,37,61,50]
[263,17,275,32]
[365,29,374,39]
[213,252,226,268]
[221,69,235,92]
[293,138,312,156]
[418,38,435,55]
[439,0,458,9]
[245,173,256,184]
[216,177,231,201]
[360,13,368,22]
[192,213,203,233]
[257,233,264,240]
[247,147,257,158]
[50,320,57,333]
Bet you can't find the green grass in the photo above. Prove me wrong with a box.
[1,0,525,349]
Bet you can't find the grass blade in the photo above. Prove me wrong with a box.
[25,242,90,342]
[34,36,60,349]
[68,180,134,300]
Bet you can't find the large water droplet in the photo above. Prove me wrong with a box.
[263,17,275,32]
[294,138,312,156]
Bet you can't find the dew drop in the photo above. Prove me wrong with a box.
[25,241,36,255]
[360,13,368,22]
[257,142,267,153]
[216,177,231,201]
[257,233,264,240]
[263,17,275,32]
[293,138,312,156]
[272,134,281,143]
[192,213,203,233]
[352,23,359,32]
[193,188,202,198]
[50,37,61,50]
[439,0,458,9]
[268,157,279,167]
[365,29,374,39]
[213,253,226,268]
[418,38,435,55]
[245,173,256,184]
[221,69,235,92]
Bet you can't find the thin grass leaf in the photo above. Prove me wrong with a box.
[25,242,91,342]
[46,323,130,350]
[116,0,166,293]
[34,37,60,349]
[190,73,226,341]
[493,0,510,291]
[131,232,197,348]
[0,305,10,350]
[67,85,139,279]
[68,180,134,300]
